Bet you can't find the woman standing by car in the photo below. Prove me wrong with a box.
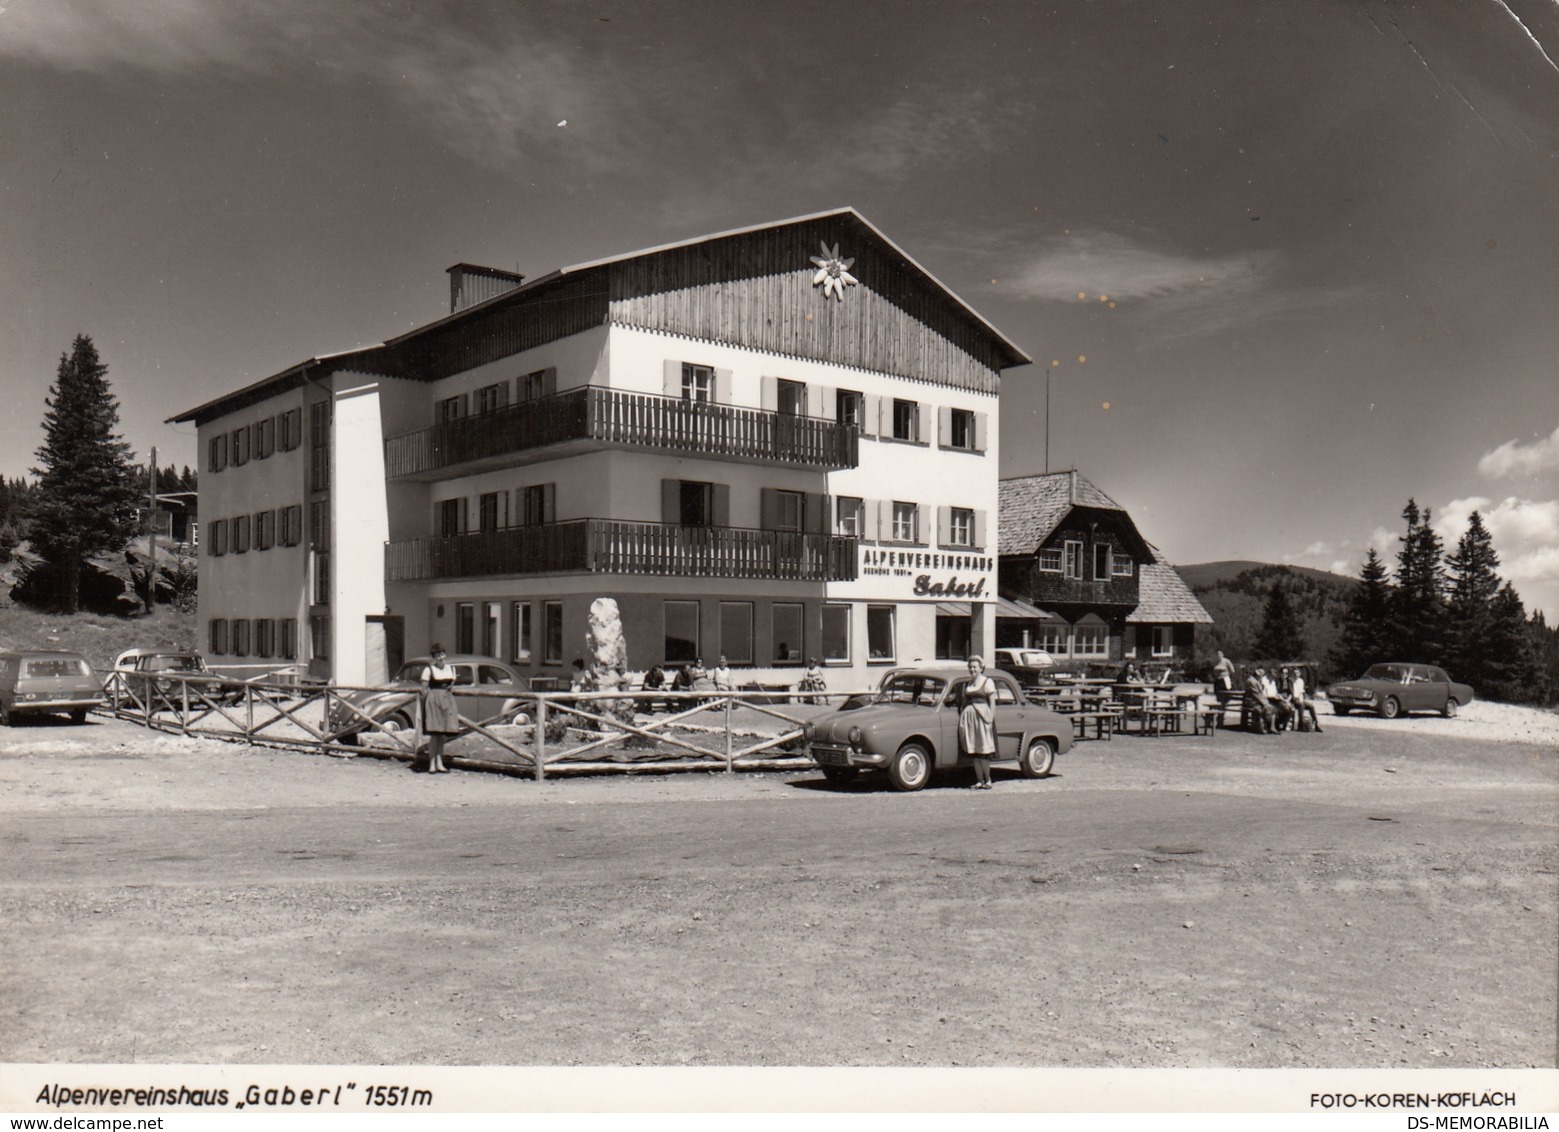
[960,655,998,789]
[417,645,460,773]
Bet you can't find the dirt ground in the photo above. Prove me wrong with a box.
[1,701,1555,1068]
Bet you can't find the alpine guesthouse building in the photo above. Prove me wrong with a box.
[172,209,1031,691]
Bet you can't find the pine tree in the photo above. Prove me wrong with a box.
[1331,548,1392,677]
[1444,511,1501,691]
[1253,582,1305,660]
[1482,583,1539,702]
[1389,499,1446,663]
[27,335,139,612]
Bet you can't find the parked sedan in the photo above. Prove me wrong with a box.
[327,656,531,741]
[1326,663,1474,719]
[0,651,103,725]
[993,646,1057,688]
[111,649,234,708]
[804,666,1073,791]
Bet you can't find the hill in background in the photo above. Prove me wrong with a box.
[1179,561,1357,679]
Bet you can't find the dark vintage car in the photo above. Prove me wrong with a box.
[111,649,241,708]
[993,646,1058,688]
[0,651,103,725]
[327,655,531,741]
[1326,663,1474,719]
[804,666,1074,791]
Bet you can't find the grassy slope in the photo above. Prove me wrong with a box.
[0,606,198,673]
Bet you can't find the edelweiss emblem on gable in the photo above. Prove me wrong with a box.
[809,242,858,301]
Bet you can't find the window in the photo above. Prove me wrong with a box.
[775,491,804,533]
[936,615,971,661]
[773,603,803,665]
[836,497,864,538]
[208,618,229,655]
[482,602,502,658]
[679,481,713,527]
[313,551,330,605]
[518,369,551,401]
[891,399,920,442]
[280,505,303,547]
[891,501,919,544]
[1151,626,1173,658]
[664,600,700,664]
[510,602,532,664]
[519,483,553,526]
[437,394,467,422]
[720,602,754,665]
[1037,547,1062,572]
[681,363,713,403]
[278,408,302,452]
[948,408,974,450]
[280,619,298,660]
[836,390,864,429]
[255,510,275,551]
[1112,556,1134,578]
[309,500,330,549]
[822,604,850,663]
[309,401,331,492]
[232,619,251,658]
[478,491,507,532]
[543,601,563,665]
[776,379,806,416]
[454,603,475,654]
[1094,544,1112,581]
[948,507,974,548]
[255,416,275,459]
[255,619,275,659]
[207,434,227,473]
[475,382,509,414]
[232,425,250,466]
[1035,624,1067,653]
[866,605,896,662]
[1073,623,1108,657]
[438,497,467,537]
[310,614,331,660]
[232,515,251,554]
[1064,540,1084,580]
[479,664,515,688]
[208,519,227,557]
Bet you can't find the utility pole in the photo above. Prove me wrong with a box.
[146,445,157,616]
[1045,370,1051,473]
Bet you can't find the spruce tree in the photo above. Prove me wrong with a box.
[28,335,139,612]
[1389,499,1446,663]
[1253,582,1305,660]
[1482,583,1538,702]
[1444,511,1501,689]
[1331,548,1392,677]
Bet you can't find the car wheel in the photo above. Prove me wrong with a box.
[1380,696,1401,720]
[1019,736,1055,778]
[820,765,859,785]
[0,702,10,726]
[381,711,413,733]
[888,742,932,792]
[1332,706,1350,716]
[69,709,87,725]
[1442,698,1459,719]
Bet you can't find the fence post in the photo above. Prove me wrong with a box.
[245,683,255,745]
[534,694,547,782]
[724,694,734,773]
[180,677,190,735]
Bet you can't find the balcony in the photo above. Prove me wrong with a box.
[384,387,859,479]
[385,520,858,583]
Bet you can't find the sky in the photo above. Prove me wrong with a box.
[2,0,1556,619]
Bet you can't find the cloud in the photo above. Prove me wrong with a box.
[1477,425,1559,479]
[1005,230,1276,303]
[1438,495,1559,619]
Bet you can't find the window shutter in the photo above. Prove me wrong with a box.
[869,499,883,541]
[714,368,732,404]
[913,504,923,544]
[974,509,987,551]
[805,492,829,534]
[661,479,680,524]
[878,396,893,438]
[759,376,778,413]
[711,483,730,527]
[541,367,558,397]
[815,386,835,420]
[974,411,989,453]
[759,487,780,531]
[937,505,951,547]
[541,482,556,524]
[663,360,682,398]
[937,406,952,448]
[858,394,877,438]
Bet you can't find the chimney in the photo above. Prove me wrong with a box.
[446,263,525,314]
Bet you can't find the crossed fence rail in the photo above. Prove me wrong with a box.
[101,670,855,779]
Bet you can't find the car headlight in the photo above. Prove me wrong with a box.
[803,721,816,740]
[847,726,863,747]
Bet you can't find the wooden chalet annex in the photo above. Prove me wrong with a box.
[996,471,1211,665]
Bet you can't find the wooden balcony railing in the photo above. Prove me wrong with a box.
[385,520,858,583]
[384,387,858,478]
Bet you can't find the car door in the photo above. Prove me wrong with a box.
[990,674,1032,757]
[1402,665,1436,712]
[450,663,480,722]
[476,663,520,723]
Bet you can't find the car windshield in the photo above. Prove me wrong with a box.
[145,656,204,672]
[1018,651,1052,667]
[24,658,90,678]
[1362,664,1407,682]
[394,663,430,683]
[875,675,947,706]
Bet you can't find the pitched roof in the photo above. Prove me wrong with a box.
[1127,544,1214,624]
[997,471,1127,557]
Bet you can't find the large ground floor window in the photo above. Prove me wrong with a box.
[664,600,700,664]
[822,604,850,663]
[866,605,896,663]
[720,602,754,665]
[935,615,971,660]
[773,603,804,665]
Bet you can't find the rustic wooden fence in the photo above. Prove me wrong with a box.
[101,670,853,779]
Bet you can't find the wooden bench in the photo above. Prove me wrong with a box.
[1069,709,1120,741]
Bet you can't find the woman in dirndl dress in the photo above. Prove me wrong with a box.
[959,655,998,790]
[418,644,460,773]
